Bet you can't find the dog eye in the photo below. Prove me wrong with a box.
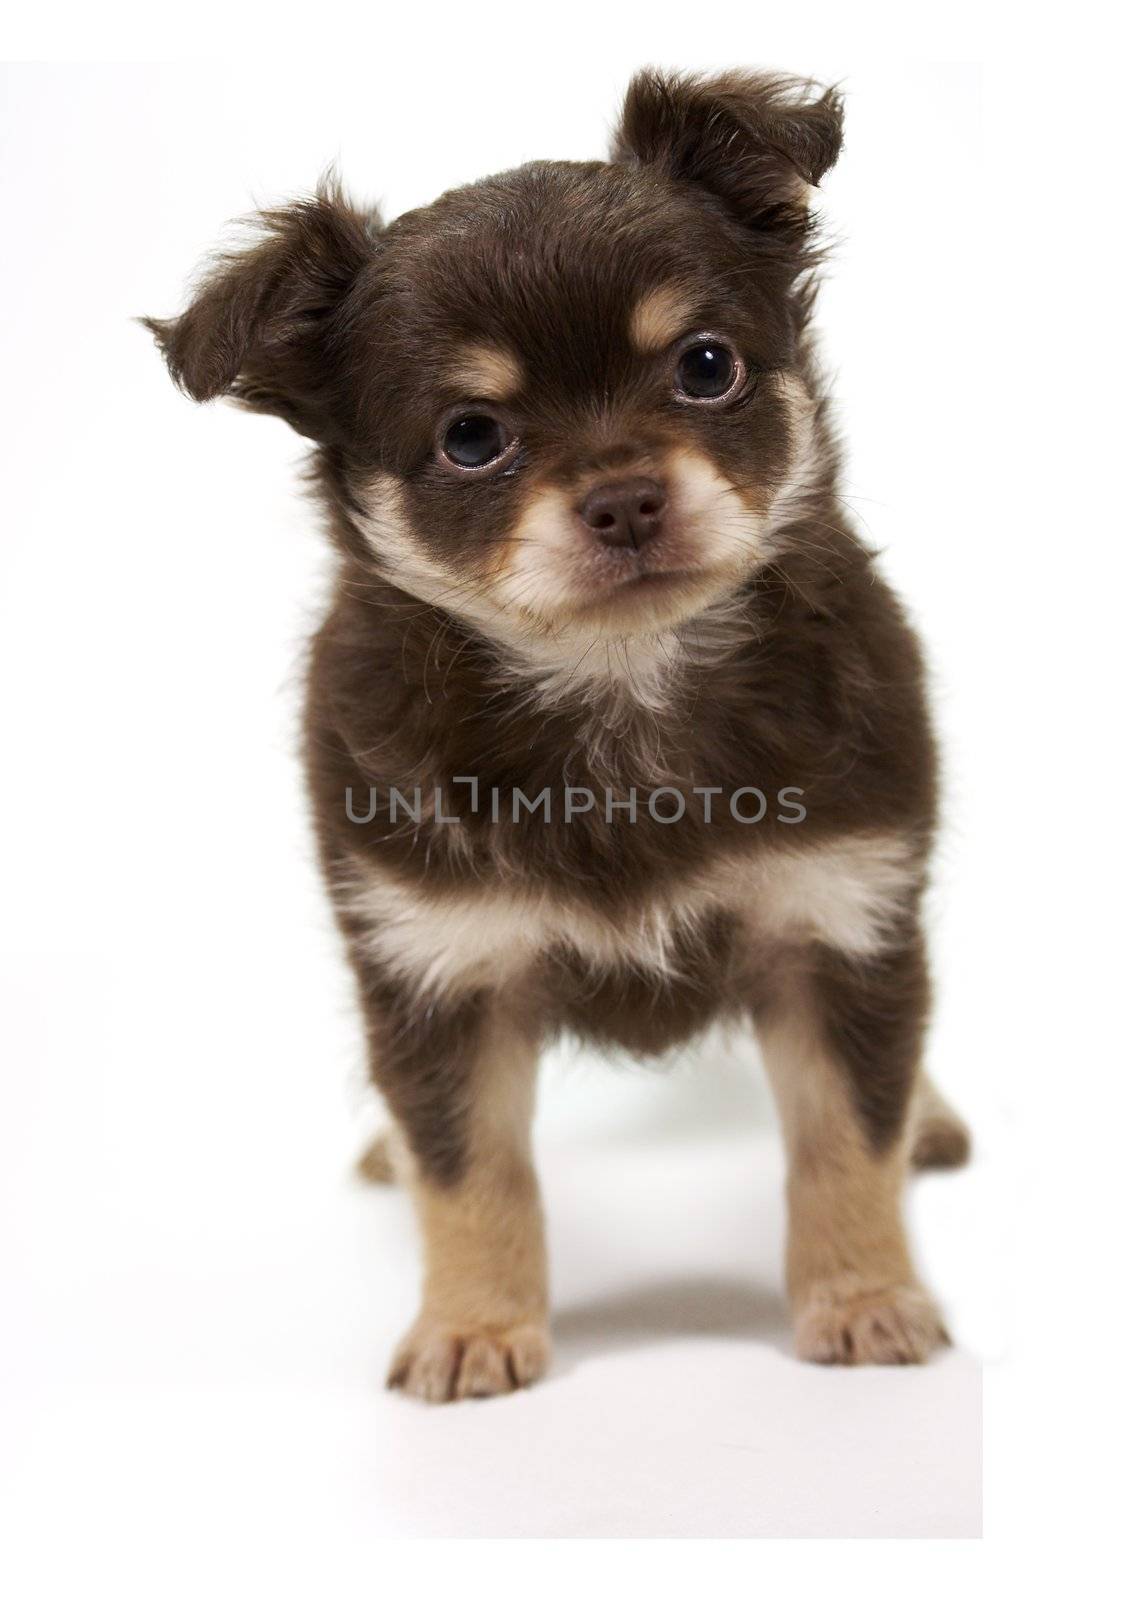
[440,413,513,471]
[675,340,742,403]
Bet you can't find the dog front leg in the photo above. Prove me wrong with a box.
[356,971,549,1402]
[756,935,948,1364]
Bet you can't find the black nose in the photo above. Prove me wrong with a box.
[579,477,668,550]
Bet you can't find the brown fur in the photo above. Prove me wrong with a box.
[146,69,966,1399]
[388,1005,550,1400]
[755,966,948,1364]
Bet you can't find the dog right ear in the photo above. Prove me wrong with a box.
[612,70,843,240]
[142,183,380,440]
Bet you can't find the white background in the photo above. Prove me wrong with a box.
[0,2,1138,1581]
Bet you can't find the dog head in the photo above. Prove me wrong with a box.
[147,71,842,650]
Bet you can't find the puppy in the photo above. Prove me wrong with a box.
[147,69,969,1403]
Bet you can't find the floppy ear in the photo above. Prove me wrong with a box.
[611,70,843,234]
[143,183,380,440]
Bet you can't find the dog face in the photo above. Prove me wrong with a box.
[148,72,842,645]
[347,161,822,643]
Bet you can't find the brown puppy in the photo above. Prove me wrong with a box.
[147,69,968,1402]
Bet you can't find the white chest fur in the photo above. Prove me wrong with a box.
[338,831,921,1002]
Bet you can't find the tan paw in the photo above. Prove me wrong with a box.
[795,1279,949,1365]
[356,1130,397,1185]
[911,1117,971,1171]
[387,1320,551,1403]
[911,1078,971,1171]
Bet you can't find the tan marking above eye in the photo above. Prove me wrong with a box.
[628,284,700,355]
[448,344,524,402]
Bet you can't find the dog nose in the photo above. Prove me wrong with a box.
[579,477,668,550]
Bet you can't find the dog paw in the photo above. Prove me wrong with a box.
[387,1319,551,1403]
[911,1113,971,1171]
[911,1077,971,1172]
[794,1280,948,1366]
[356,1129,397,1185]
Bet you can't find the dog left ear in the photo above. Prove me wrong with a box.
[611,69,843,234]
[142,182,380,441]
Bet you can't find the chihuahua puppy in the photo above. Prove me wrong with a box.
[147,69,968,1402]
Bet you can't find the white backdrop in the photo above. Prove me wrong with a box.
[1,9,1137,1577]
